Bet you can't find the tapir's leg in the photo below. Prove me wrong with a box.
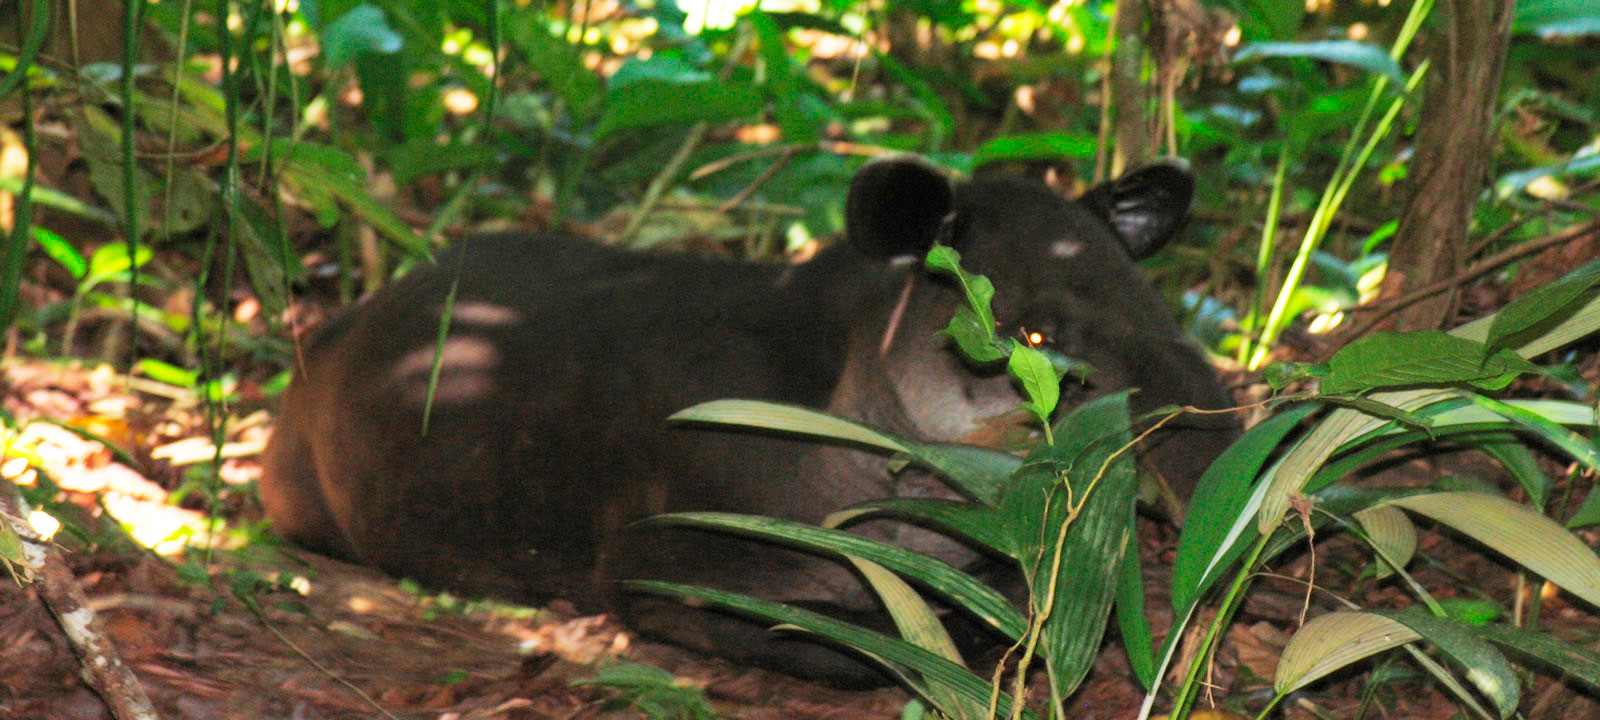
[259,415,360,561]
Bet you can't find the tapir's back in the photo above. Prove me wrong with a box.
[261,232,885,605]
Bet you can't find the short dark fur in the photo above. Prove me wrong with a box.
[261,158,1236,684]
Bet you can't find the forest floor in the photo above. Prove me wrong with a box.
[3,237,1600,719]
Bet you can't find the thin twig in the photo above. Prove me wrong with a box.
[0,478,161,720]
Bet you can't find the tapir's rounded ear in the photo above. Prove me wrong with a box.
[1081,161,1195,260]
[845,156,954,260]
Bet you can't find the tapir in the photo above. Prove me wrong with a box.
[260,157,1237,683]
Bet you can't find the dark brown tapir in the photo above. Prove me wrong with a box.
[260,157,1236,683]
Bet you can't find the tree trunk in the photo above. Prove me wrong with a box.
[1383,0,1515,331]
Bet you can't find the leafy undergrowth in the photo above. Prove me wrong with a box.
[4,357,1597,720]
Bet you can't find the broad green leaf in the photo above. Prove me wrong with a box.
[831,499,1015,559]
[1473,623,1600,692]
[1354,504,1416,579]
[1006,392,1137,700]
[669,399,910,454]
[1387,492,1600,608]
[1008,341,1059,424]
[1233,40,1405,83]
[1486,256,1600,349]
[594,79,761,142]
[1463,394,1600,474]
[1371,610,1519,719]
[652,511,1026,639]
[1321,330,1535,394]
[939,304,1009,364]
[83,243,154,292]
[848,558,962,662]
[1453,290,1600,357]
[889,443,1020,507]
[1173,403,1321,613]
[1277,612,1420,694]
[625,581,1034,719]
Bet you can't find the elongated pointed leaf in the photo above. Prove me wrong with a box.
[848,558,962,663]
[1004,392,1137,700]
[829,499,1015,559]
[1387,492,1600,609]
[1371,610,1519,718]
[1115,506,1157,690]
[1277,611,1421,694]
[1472,623,1600,693]
[1233,40,1405,83]
[1321,330,1535,394]
[672,400,1021,503]
[648,512,1026,639]
[624,581,1035,719]
[1173,403,1321,612]
[669,400,911,453]
[1487,257,1600,349]
[1463,394,1600,474]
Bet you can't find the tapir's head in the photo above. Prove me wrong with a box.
[840,157,1230,482]
[845,156,1196,368]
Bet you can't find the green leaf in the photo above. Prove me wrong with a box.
[1486,256,1600,349]
[1568,485,1600,529]
[647,512,1029,641]
[1462,394,1600,475]
[669,399,910,453]
[32,227,87,280]
[1387,492,1600,608]
[594,79,762,142]
[507,17,602,123]
[973,132,1097,166]
[847,559,963,664]
[1008,341,1059,425]
[82,242,154,293]
[1233,40,1406,84]
[925,246,1007,364]
[1173,403,1320,613]
[1472,623,1600,692]
[1005,393,1137,700]
[624,581,1036,719]
[1321,330,1536,394]
[830,499,1015,558]
[1115,506,1157,690]
[269,139,427,257]
[1371,610,1519,719]
[1276,611,1421,694]
[889,443,1020,507]
[320,4,403,70]
[1354,504,1416,579]
[1515,0,1600,37]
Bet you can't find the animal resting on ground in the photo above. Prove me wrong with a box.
[260,156,1238,684]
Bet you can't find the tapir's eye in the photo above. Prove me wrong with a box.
[1026,331,1045,346]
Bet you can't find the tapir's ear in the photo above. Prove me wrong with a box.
[1081,162,1195,259]
[845,156,954,260]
